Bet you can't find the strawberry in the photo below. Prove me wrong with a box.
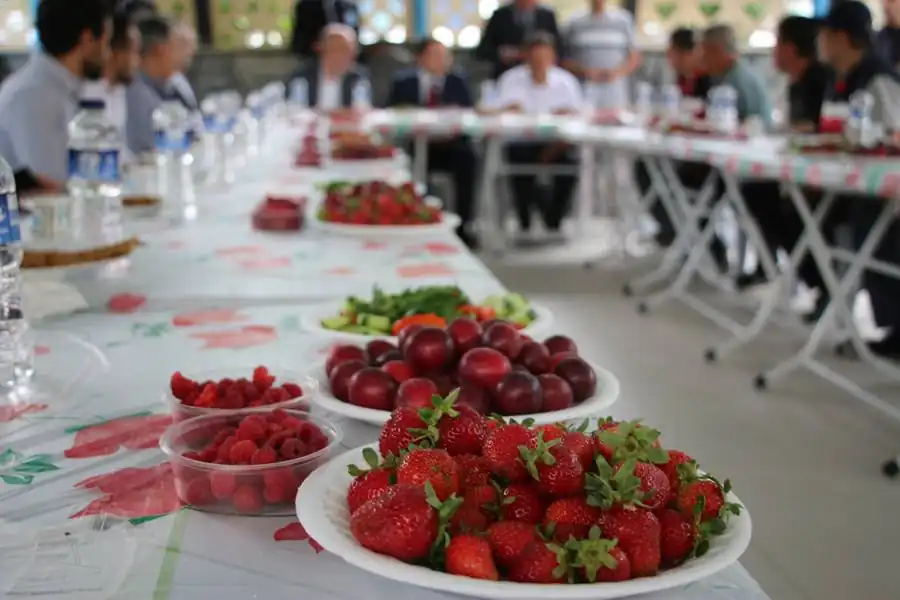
[378,407,428,458]
[454,454,492,491]
[350,483,457,561]
[507,540,570,583]
[658,508,696,567]
[482,423,537,482]
[542,497,602,542]
[450,484,497,534]
[597,505,661,577]
[568,526,631,582]
[628,461,670,510]
[521,441,584,497]
[561,430,595,471]
[594,419,668,465]
[445,534,499,580]
[437,405,488,456]
[533,423,566,442]
[499,482,545,523]
[658,449,695,503]
[676,478,725,522]
[347,448,395,514]
[585,457,646,510]
[486,521,541,569]
[397,449,460,501]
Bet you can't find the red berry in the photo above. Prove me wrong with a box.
[232,484,263,513]
[209,472,237,499]
[252,366,276,390]
[281,383,304,398]
[182,477,213,505]
[250,446,278,465]
[228,439,258,464]
[170,371,198,400]
[279,438,307,460]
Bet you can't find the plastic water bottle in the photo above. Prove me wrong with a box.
[660,83,682,119]
[352,79,371,111]
[201,94,237,185]
[634,81,654,124]
[479,81,497,110]
[847,90,878,148]
[67,99,123,213]
[245,91,265,155]
[0,153,30,389]
[152,100,195,207]
[707,85,738,134]
[289,78,309,109]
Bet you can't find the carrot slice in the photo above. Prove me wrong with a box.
[391,314,447,336]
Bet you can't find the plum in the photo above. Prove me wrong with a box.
[326,345,366,377]
[481,322,524,361]
[492,372,542,415]
[328,360,367,402]
[348,367,397,410]
[403,327,454,374]
[458,347,512,390]
[538,373,575,412]
[554,357,597,402]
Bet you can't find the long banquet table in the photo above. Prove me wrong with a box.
[0,113,773,599]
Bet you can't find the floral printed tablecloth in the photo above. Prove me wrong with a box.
[364,108,572,140]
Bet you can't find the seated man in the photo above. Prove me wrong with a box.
[169,22,199,113]
[387,38,479,248]
[495,32,583,236]
[125,15,179,154]
[82,11,141,159]
[0,0,111,185]
[286,24,367,111]
[635,27,711,247]
[819,1,900,356]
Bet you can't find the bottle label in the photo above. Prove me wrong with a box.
[0,193,22,244]
[155,130,191,152]
[67,149,120,182]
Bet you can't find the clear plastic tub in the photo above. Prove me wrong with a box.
[164,368,317,423]
[160,409,342,515]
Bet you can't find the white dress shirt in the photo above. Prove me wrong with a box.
[317,75,342,110]
[496,65,584,114]
[419,72,444,105]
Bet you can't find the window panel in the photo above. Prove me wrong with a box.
[210,0,294,49]
[358,0,410,45]
[155,0,198,25]
[0,0,34,49]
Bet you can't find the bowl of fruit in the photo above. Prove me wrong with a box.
[252,195,306,232]
[311,323,618,425]
[310,180,460,235]
[166,366,317,423]
[303,287,553,341]
[295,410,751,597]
[161,408,341,515]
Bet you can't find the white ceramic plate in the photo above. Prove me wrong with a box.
[297,444,752,599]
[308,359,619,426]
[301,302,555,344]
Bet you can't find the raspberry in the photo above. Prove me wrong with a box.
[296,422,318,444]
[279,416,305,433]
[182,477,213,506]
[281,383,303,398]
[216,378,235,394]
[182,451,203,461]
[250,446,277,465]
[213,427,238,445]
[263,479,289,504]
[232,484,263,514]
[215,437,237,462]
[270,409,289,422]
[229,439,258,464]
[199,447,218,463]
[170,372,198,401]
[209,472,236,499]
[236,417,267,442]
[218,387,245,409]
[252,366,276,391]
[262,387,290,405]
[264,469,297,492]
[194,383,218,408]
[240,381,261,402]
[279,438,307,460]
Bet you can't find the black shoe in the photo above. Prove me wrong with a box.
[802,291,830,325]
[710,237,729,274]
[736,267,768,290]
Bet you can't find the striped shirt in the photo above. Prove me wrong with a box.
[563,8,634,109]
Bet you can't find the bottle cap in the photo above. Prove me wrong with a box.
[80,99,106,110]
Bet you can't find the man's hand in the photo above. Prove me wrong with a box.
[585,68,618,83]
[499,45,521,64]
[552,108,579,116]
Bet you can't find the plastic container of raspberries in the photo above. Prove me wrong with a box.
[165,366,318,423]
[160,408,342,515]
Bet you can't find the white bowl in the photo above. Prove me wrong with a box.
[296,444,752,599]
[308,359,619,426]
[301,301,555,344]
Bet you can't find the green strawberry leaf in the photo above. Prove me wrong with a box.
[0,448,22,466]
[1,473,34,485]
[13,461,58,474]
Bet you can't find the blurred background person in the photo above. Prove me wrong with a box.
[291,0,360,60]
[818,0,900,357]
[287,24,367,111]
[387,38,478,248]
[667,27,711,99]
[701,24,772,126]
[0,0,111,186]
[125,15,178,154]
[477,0,561,80]
[562,0,640,110]
[82,12,141,155]
[876,0,900,68]
[169,22,199,112]
[496,32,582,240]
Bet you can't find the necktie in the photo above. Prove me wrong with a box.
[427,83,441,108]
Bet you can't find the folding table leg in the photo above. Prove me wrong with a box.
[756,185,900,422]
[477,137,506,253]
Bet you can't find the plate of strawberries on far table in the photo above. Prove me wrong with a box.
[310,179,461,236]
[296,404,751,598]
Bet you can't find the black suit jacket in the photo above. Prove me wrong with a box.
[475,3,561,79]
[290,0,360,58]
[286,62,368,108]
[386,70,474,108]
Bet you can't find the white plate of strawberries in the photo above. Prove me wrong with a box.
[296,412,752,598]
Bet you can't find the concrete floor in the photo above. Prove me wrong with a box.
[485,258,900,600]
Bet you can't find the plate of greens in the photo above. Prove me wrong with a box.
[301,286,553,342]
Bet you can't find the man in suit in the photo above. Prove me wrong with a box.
[291,0,360,60]
[476,0,561,79]
[387,38,479,248]
[287,24,367,111]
